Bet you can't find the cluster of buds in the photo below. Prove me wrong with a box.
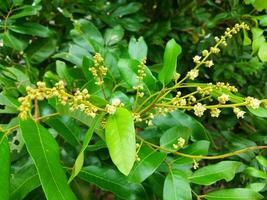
[105,98,124,115]
[233,107,246,119]
[18,81,100,120]
[215,82,238,93]
[189,23,249,78]
[133,58,147,98]
[193,103,207,117]
[218,93,230,104]
[245,96,261,109]
[210,108,221,118]
[173,137,185,149]
[89,53,108,86]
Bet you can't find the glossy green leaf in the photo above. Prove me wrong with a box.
[117,58,139,87]
[245,167,267,179]
[104,25,124,46]
[128,36,148,61]
[190,161,242,185]
[173,140,210,165]
[154,110,210,141]
[56,60,73,86]
[160,126,191,150]
[73,19,104,48]
[68,114,104,183]
[105,107,136,175]
[258,42,267,62]
[163,170,192,200]
[79,166,147,200]
[20,118,77,200]
[10,5,41,19]
[204,188,263,200]
[0,132,10,200]
[128,146,166,183]
[247,183,266,192]
[158,39,182,85]
[247,106,267,118]
[10,164,40,200]
[45,116,80,146]
[112,2,142,17]
[2,31,28,51]
[256,155,267,167]
[10,23,53,38]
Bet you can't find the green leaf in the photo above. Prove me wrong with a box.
[1,31,28,51]
[190,161,242,185]
[10,23,53,38]
[128,146,166,183]
[245,167,267,179]
[9,5,41,19]
[20,118,77,200]
[26,37,57,64]
[258,42,267,62]
[158,39,182,85]
[173,140,210,165]
[256,155,267,167]
[73,19,104,49]
[105,107,136,175]
[128,37,148,61]
[45,116,80,146]
[56,60,73,86]
[68,114,104,183]
[163,170,192,200]
[117,58,139,87]
[10,164,40,200]
[0,132,10,200]
[104,25,124,46]
[204,188,263,200]
[160,126,191,150]
[79,166,147,200]
[112,2,142,17]
[247,106,267,118]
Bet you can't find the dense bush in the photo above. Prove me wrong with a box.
[0,0,267,200]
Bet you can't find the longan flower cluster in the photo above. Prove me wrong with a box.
[133,58,147,98]
[173,137,185,149]
[18,81,99,120]
[89,53,108,86]
[105,98,124,115]
[188,23,249,82]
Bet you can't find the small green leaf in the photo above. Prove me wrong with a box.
[256,155,267,167]
[158,39,182,85]
[128,146,166,183]
[105,107,136,175]
[10,23,53,38]
[79,166,147,200]
[56,60,73,86]
[20,118,77,200]
[0,132,10,200]
[9,5,41,19]
[10,164,40,200]
[245,167,267,179]
[117,58,139,87]
[112,2,141,17]
[163,170,192,200]
[204,188,263,200]
[247,106,267,118]
[160,126,191,150]
[173,140,210,165]
[258,42,267,62]
[68,114,104,183]
[104,25,124,46]
[128,37,148,61]
[190,161,242,185]
[1,31,28,51]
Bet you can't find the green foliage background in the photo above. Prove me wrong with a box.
[0,0,267,199]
